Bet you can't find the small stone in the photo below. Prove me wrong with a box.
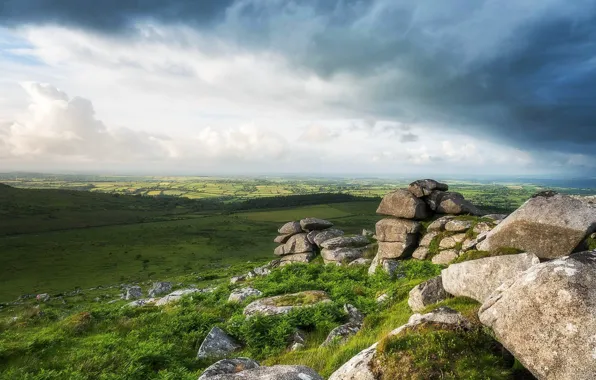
[198,358,260,380]
[427,216,455,231]
[228,287,263,303]
[419,231,439,247]
[36,293,50,302]
[431,250,459,265]
[473,222,493,234]
[412,246,430,260]
[445,219,472,232]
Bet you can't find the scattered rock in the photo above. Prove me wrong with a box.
[478,192,596,259]
[197,327,241,360]
[438,233,466,249]
[473,222,493,234]
[124,286,142,300]
[375,218,421,241]
[461,232,488,252]
[408,276,448,312]
[155,288,207,306]
[408,179,449,198]
[274,234,312,256]
[442,253,539,302]
[376,293,389,303]
[320,235,370,249]
[445,219,473,232]
[376,189,430,220]
[148,282,172,297]
[321,323,361,347]
[201,365,323,380]
[36,293,50,302]
[288,330,306,351]
[198,358,260,380]
[278,221,302,235]
[230,275,246,285]
[228,287,263,303]
[362,229,374,237]
[431,249,459,265]
[479,251,596,380]
[125,298,157,308]
[243,291,331,317]
[300,217,333,231]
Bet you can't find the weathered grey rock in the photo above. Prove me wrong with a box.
[438,233,466,249]
[125,297,157,308]
[289,329,306,349]
[228,287,263,303]
[436,192,482,215]
[419,231,439,246]
[321,246,368,264]
[201,365,323,380]
[320,235,370,249]
[148,282,172,297]
[473,222,493,234]
[445,219,472,232]
[36,293,50,302]
[274,234,312,256]
[382,259,401,278]
[230,275,246,285]
[375,218,421,241]
[462,232,488,252]
[197,327,241,359]
[329,307,470,380]
[412,246,430,260]
[376,293,389,303]
[362,229,374,237]
[321,322,361,347]
[479,251,596,380]
[408,179,449,198]
[243,291,331,317]
[311,228,344,246]
[442,253,539,302]
[377,240,416,259]
[426,190,445,211]
[198,358,259,380]
[348,257,372,266]
[156,288,209,306]
[478,192,596,259]
[278,221,302,235]
[274,234,293,244]
[431,249,459,265]
[427,215,455,231]
[124,286,143,300]
[300,217,333,231]
[278,252,315,266]
[252,264,272,277]
[408,276,448,312]
[376,189,431,220]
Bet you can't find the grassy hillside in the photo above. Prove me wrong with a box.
[0,185,379,302]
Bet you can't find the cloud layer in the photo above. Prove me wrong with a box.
[0,0,595,175]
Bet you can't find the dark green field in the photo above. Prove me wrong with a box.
[0,184,380,302]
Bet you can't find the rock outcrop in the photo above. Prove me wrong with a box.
[197,327,241,359]
[478,191,596,259]
[243,291,331,317]
[148,282,172,297]
[442,252,539,302]
[321,304,364,347]
[479,251,596,380]
[376,189,430,219]
[408,179,449,198]
[124,286,142,300]
[228,287,263,303]
[329,307,471,380]
[273,233,312,256]
[272,218,341,265]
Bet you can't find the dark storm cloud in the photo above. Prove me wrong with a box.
[2,0,596,165]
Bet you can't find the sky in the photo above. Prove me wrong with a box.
[0,0,595,177]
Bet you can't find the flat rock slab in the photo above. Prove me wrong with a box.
[243,290,331,317]
[320,235,370,249]
[201,365,323,380]
[310,228,344,246]
[442,253,539,302]
[300,217,333,231]
[445,219,473,232]
[197,327,241,359]
[278,252,315,266]
[479,251,596,380]
[478,192,596,259]
[321,246,369,264]
[376,189,430,220]
[408,179,449,198]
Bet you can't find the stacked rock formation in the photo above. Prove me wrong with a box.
[273,218,340,266]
